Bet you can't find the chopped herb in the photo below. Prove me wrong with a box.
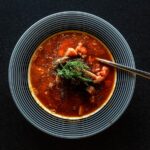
[57,59,92,84]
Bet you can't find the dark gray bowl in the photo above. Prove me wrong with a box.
[8,11,136,139]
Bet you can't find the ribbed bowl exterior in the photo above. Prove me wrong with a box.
[8,11,136,139]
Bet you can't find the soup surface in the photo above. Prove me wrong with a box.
[28,31,116,119]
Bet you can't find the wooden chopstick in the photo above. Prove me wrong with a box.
[96,58,150,79]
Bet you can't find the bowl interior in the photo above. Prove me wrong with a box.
[9,11,136,139]
[28,30,117,120]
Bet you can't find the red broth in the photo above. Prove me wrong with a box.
[28,31,116,119]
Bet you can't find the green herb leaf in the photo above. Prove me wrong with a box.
[57,59,92,84]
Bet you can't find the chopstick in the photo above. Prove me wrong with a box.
[96,58,150,79]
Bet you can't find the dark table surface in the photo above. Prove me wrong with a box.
[0,0,150,150]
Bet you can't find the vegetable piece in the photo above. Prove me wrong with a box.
[90,96,95,103]
[53,56,69,68]
[65,48,77,57]
[76,43,87,55]
[48,82,54,89]
[78,105,84,116]
[93,76,104,83]
[86,86,95,94]
[94,66,109,83]
[55,75,61,84]
[82,69,97,79]
[92,63,101,73]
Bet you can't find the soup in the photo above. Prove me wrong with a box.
[28,31,116,119]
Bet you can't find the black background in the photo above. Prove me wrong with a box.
[0,0,150,150]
